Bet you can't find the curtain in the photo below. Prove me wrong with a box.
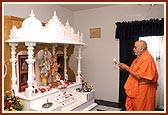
[115,18,164,39]
[115,18,164,108]
[119,37,138,107]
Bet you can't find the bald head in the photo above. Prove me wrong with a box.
[136,40,148,51]
[133,40,148,56]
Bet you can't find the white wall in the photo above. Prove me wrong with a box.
[3,3,165,103]
[3,3,74,26]
[72,4,164,102]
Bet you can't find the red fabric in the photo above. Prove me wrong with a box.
[124,50,158,111]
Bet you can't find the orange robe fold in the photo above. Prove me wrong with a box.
[124,50,158,111]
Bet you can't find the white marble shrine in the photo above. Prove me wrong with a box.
[5,10,97,111]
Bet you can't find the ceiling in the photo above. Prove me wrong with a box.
[58,4,116,11]
[58,3,159,11]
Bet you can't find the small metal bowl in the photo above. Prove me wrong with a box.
[42,102,53,108]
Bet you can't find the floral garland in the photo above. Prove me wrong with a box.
[76,74,93,92]
[4,90,24,111]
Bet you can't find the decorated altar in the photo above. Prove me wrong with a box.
[5,10,97,111]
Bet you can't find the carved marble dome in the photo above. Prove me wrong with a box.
[6,10,85,45]
[7,10,44,42]
[22,10,42,30]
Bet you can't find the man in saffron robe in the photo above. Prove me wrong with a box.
[118,40,158,111]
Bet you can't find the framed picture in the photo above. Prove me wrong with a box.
[57,54,64,78]
[19,55,28,71]
[19,73,28,92]
[90,28,101,38]
[18,55,28,92]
